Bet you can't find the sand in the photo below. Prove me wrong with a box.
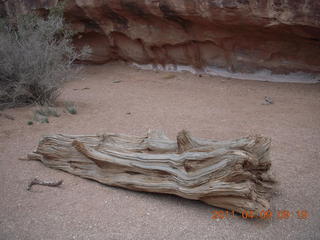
[0,62,319,240]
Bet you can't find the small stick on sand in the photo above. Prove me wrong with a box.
[27,178,63,191]
[263,96,273,105]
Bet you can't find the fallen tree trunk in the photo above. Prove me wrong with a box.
[27,130,275,215]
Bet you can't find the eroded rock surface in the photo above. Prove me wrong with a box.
[2,0,320,79]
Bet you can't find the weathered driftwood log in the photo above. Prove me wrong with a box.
[27,130,275,215]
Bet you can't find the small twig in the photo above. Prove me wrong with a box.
[27,178,63,191]
[262,96,273,105]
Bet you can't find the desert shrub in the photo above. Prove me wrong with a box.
[65,102,77,115]
[0,5,89,108]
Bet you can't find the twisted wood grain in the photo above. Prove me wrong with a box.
[28,130,276,215]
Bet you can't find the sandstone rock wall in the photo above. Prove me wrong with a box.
[2,0,320,80]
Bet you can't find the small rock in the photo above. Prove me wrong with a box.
[126,112,131,115]
[112,80,122,83]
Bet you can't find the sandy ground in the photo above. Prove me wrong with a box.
[0,62,319,240]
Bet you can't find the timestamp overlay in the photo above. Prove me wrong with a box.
[211,209,310,220]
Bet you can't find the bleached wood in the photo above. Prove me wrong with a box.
[28,130,275,215]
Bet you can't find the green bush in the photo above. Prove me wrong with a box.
[0,7,89,108]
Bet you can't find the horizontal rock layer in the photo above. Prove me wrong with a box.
[2,0,320,80]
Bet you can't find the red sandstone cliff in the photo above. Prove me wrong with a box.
[2,0,320,79]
